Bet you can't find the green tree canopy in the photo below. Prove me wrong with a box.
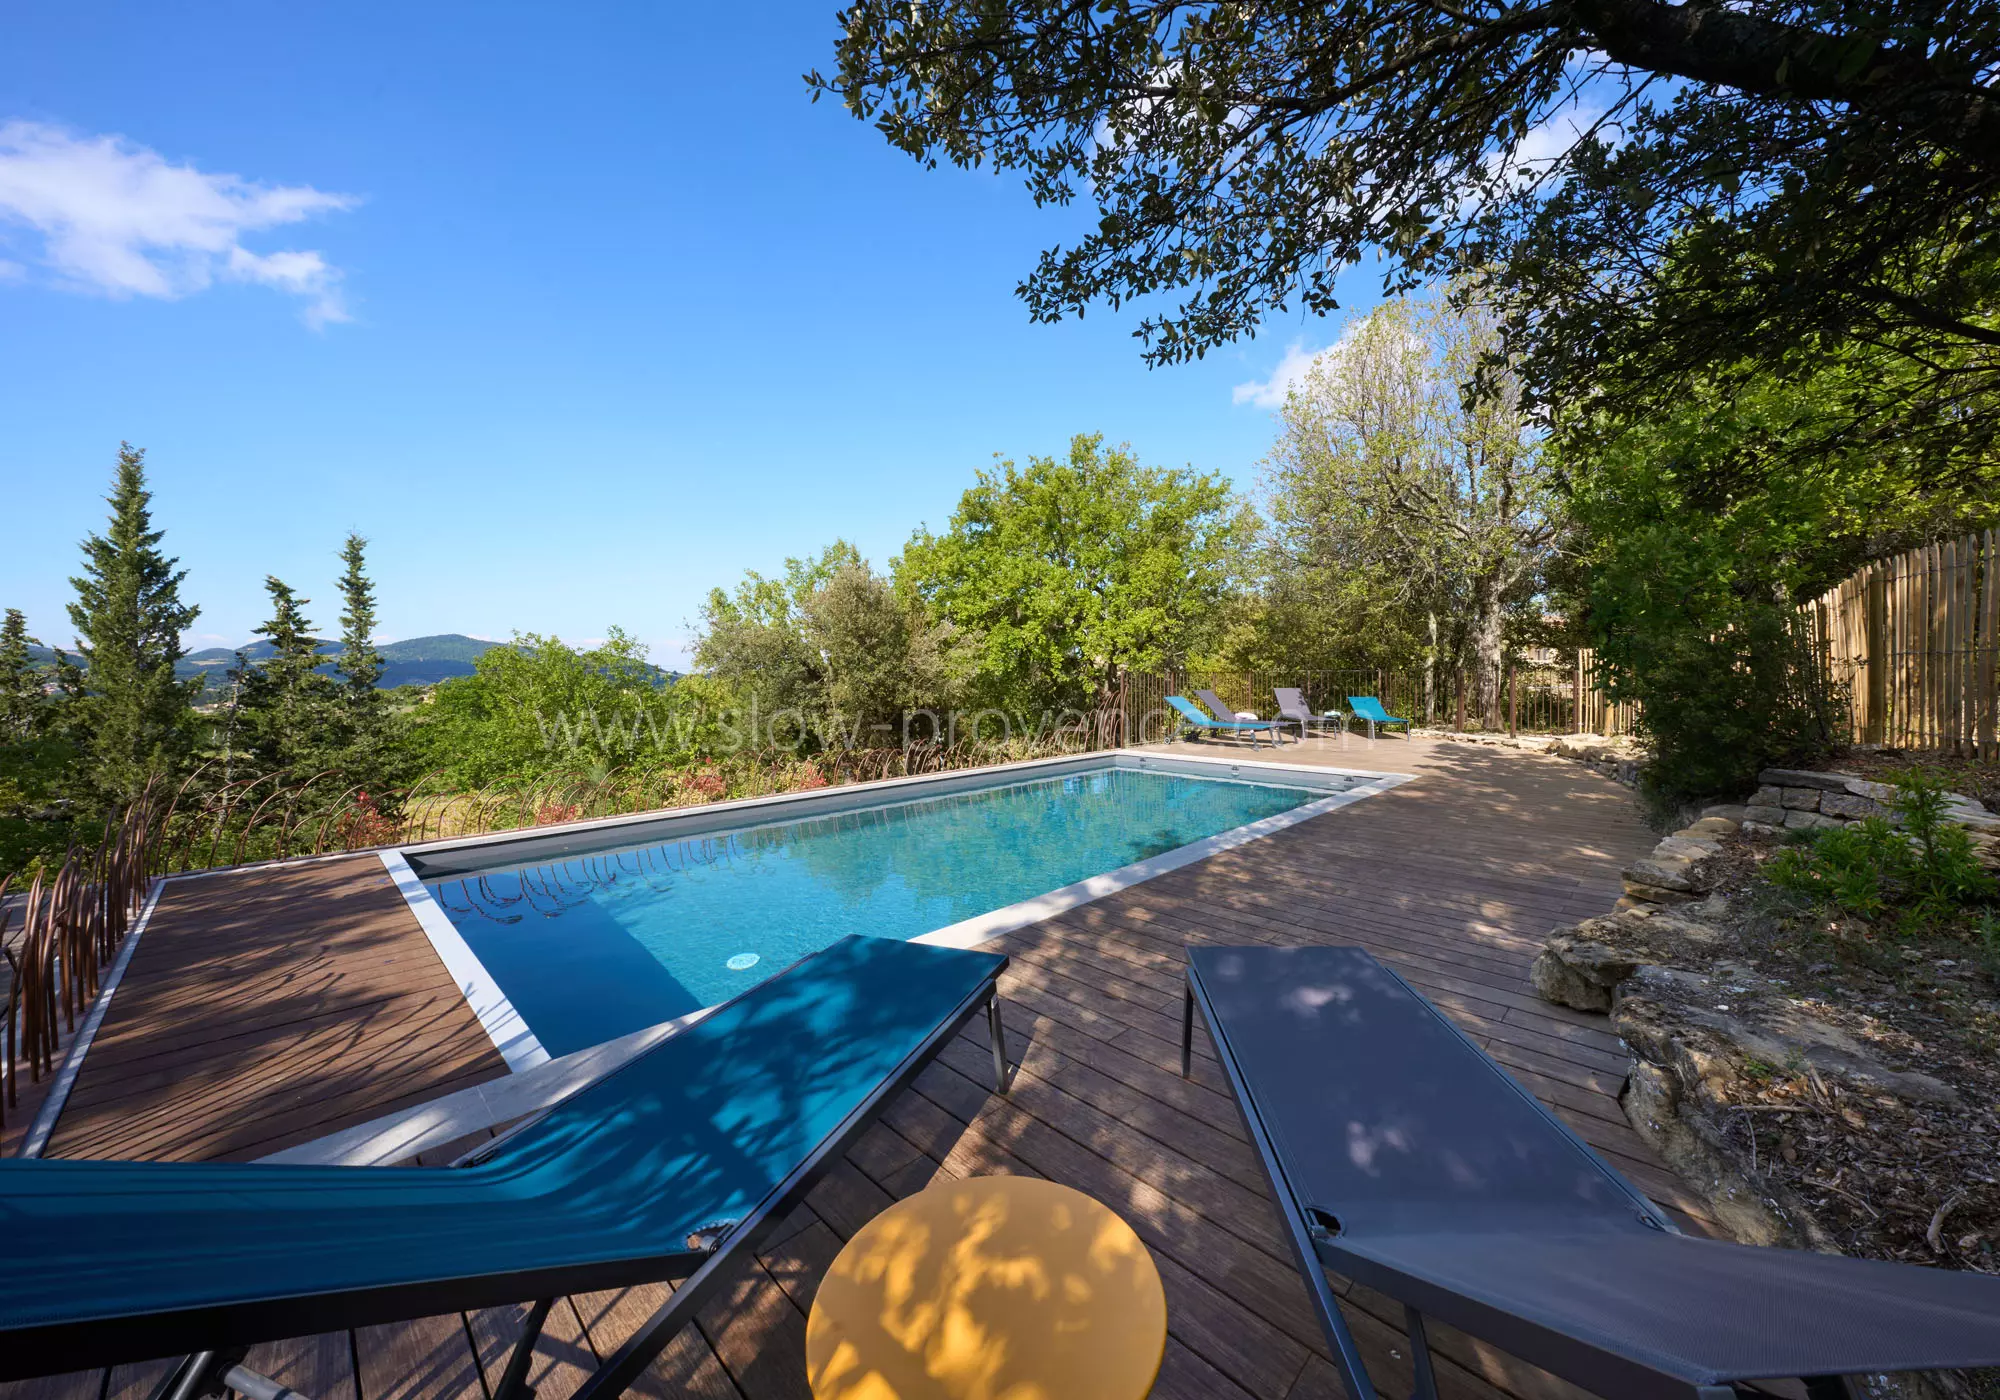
[66,443,200,799]
[696,543,966,746]
[1562,346,2000,800]
[1259,293,1558,715]
[897,434,1251,713]
[417,629,686,786]
[818,0,2000,458]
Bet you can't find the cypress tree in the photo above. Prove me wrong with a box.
[239,576,335,775]
[0,608,44,740]
[335,534,385,697]
[66,444,200,798]
[331,534,393,791]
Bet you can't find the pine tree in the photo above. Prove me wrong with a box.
[331,533,394,791]
[66,444,200,798]
[0,608,45,740]
[335,534,385,697]
[238,576,336,775]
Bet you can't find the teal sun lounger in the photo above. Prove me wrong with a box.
[1347,695,1411,740]
[1166,694,1280,747]
[0,935,1010,1400]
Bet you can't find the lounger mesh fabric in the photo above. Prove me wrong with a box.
[1188,946,2000,1395]
[0,935,1005,1378]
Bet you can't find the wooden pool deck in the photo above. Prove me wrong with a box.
[3,735,1693,1400]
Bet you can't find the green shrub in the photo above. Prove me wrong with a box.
[1766,818,1901,921]
[1765,771,1996,933]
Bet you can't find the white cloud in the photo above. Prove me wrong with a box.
[0,120,358,326]
[1483,103,1609,193]
[1232,335,1344,409]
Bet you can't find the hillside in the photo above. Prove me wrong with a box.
[24,634,679,692]
[26,634,501,692]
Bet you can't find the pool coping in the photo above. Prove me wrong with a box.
[386,747,1412,1081]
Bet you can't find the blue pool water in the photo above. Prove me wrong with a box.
[423,765,1341,1055]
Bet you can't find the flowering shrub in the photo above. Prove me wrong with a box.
[337,792,400,849]
[681,767,728,801]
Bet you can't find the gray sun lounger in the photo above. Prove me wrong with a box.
[1181,945,2000,1400]
[1274,687,1346,742]
[0,936,1011,1400]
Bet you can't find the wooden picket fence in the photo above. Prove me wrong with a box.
[1806,528,2000,756]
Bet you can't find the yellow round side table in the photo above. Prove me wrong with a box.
[805,1176,1168,1400]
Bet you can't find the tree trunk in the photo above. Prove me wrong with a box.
[1470,569,1508,726]
[1423,611,1439,724]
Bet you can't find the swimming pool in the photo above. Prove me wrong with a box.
[396,753,1396,1062]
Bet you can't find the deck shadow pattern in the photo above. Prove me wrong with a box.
[12,738,1692,1400]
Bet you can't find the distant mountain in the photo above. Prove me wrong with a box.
[23,633,499,692]
[175,634,502,692]
[23,633,676,693]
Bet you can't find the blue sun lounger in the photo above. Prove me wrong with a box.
[0,935,1010,1400]
[1166,694,1280,747]
[1183,946,2000,1399]
[1346,695,1410,740]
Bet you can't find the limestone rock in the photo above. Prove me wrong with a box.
[1842,777,1897,803]
[1619,1059,1808,1249]
[1531,939,1631,1012]
[1623,855,1701,892]
[1783,809,1840,831]
[1655,834,1722,862]
[1750,785,1785,808]
[1779,787,1822,811]
[1758,768,1858,792]
[1623,879,1696,904]
[1699,804,1747,823]
[1741,804,1785,829]
[1818,791,1884,821]
[1614,966,1961,1112]
[1683,816,1739,837]
[1531,911,1725,1009]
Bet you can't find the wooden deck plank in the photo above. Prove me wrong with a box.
[352,1314,485,1400]
[41,856,508,1162]
[468,1298,599,1400]
[568,1284,744,1400]
[242,1332,358,1400]
[6,736,1689,1400]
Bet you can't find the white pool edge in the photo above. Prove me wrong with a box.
[378,849,552,1071]
[390,747,1411,1078]
[910,768,1410,950]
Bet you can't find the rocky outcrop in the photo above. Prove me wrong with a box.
[1615,811,1739,908]
[1529,902,1730,1011]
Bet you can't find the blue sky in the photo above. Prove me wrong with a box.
[0,2,1382,667]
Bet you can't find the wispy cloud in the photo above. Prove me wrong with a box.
[1232,334,1346,409]
[1486,103,1608,191]
[0,120,359,326]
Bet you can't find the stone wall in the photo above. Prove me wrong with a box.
[1740,767,2000,838]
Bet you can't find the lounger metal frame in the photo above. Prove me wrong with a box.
[1181,956,1861,1400]
[64,958,1011,1400]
